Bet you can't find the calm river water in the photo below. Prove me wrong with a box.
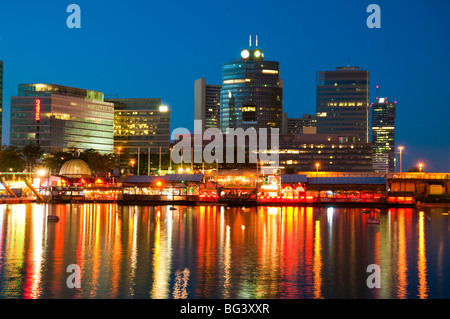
[0,203,449,299]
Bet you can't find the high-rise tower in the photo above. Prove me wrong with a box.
[220,37,283,132]
[316,67,369,142]
[194,78,221,132]
[372,97,396,173]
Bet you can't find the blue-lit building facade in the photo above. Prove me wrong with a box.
[371,98,396,173]
[220,45,283,132]
[10,84,114,154]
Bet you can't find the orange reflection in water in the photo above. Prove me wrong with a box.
[0,204,446,299]
[396,208,408,299]
[5,205,26,298]
[223,222,231,298]
[196,205,218,298]
[151,207,172,298]
[313,220,323,299]
[23,204,45,299]
[417,211,428,299]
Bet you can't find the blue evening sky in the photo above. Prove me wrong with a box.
[0,0,449,171]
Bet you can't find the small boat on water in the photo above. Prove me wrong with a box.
[47,215,60,222]
[367,218,381,225]
[169,206,177,210]
[362,209,371,214]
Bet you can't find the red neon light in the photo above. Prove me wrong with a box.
[35,98,41,122]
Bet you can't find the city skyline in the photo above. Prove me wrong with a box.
[0,1,449,171]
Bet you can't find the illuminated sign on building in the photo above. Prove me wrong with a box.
[35,98,41,122]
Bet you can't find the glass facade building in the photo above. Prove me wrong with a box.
[194,78,221,132]
[10,84,114,154]
[371,98,396,173]
[220,46,283,132]
[107,98,170,155]
[316,67,369,142]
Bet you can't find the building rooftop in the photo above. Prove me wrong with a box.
[18,83,105,102]
[307,177,386,185]
[281,174,308,184]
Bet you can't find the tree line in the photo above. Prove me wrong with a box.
[0,144,120,175]
[0,144,176,176]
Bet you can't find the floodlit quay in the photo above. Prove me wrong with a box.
[1,169,449,207]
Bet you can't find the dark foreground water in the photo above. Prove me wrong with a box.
[0,203,449,299]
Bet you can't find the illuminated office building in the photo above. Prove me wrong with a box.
[316,67,369,142]
[0,60,3,143]
[371,98,396,173]
[286,114,317,134]
[10,84,114,153]
[107,98,170,155]
[194,78,221,132]
[274,134,373,172]
[220,38,283,131]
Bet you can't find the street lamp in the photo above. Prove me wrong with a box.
[398,146,404,173]
[130,159,135,174]
[418,163,423,173]
[169,147,173,172]
[315,162,320,176]
[117,146,122,176]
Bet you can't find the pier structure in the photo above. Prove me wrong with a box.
[0,171,449,206]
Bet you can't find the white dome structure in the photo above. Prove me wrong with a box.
[59,159,92,177]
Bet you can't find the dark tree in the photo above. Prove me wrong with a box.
[22,143,44,171]
[0,146,26,172]
[41,151,74,173]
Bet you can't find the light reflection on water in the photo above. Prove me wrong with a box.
[0,203,449,299]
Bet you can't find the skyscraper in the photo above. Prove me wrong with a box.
[0,60,3,144]
[107,98,170,155]
[220,39,283,132]
[372,97,396,173]
[10,84,114,154]
[194,78,221,132]
[316,67,369,142]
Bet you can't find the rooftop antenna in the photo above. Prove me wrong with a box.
[249,35,252,47]
[256,35,258,47]
[347,58,350,67]
[376,85,379,100]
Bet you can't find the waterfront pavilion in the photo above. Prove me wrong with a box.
[306,177,386,203]
[120,174,204,203]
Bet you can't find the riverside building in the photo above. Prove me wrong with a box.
[10,84,114,153]
[273,133,373,172]
[106,98,171,155]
